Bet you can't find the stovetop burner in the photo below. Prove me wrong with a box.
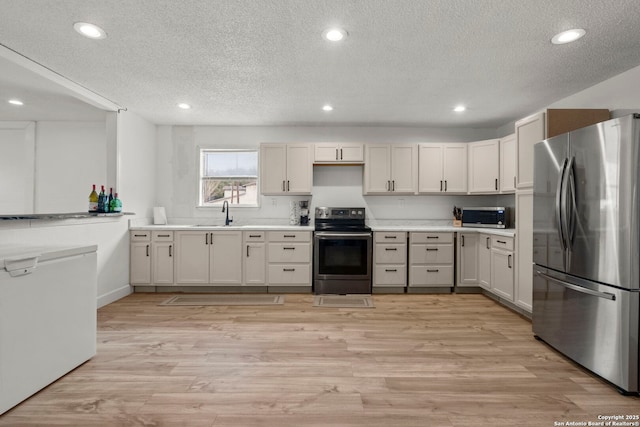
[314,207,370,232]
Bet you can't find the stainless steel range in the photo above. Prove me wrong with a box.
[313,207,372,295]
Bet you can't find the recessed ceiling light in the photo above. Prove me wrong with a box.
[73,22,107,39]
[322,105,334,112]
[551,29,586,45]
[322,28,347,42]
[177,103,192,110]
[453,105,466,113]
[8,99,24,106]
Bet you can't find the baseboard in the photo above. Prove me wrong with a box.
[406,287,453,294]
[97,284,132,308]
[454,286,483,294]
[268,286,311,293]
[481,290,532,320]
[373,287,406,294]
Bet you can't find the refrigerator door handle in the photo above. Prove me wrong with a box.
[566,156,577,246]
[535,270,616,301]
[555,158,568,254]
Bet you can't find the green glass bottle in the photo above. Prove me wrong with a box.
[110,193,122,213]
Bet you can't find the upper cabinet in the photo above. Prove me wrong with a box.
[468,139,500,194]
[515,109,610,189]
[418,143,467,194]
[314,143,364,163]
[500,133,516,193]
[260,143,312,195]
[364,144,418,194]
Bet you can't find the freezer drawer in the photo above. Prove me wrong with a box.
[533,268,639,393]
[1,250,97,414]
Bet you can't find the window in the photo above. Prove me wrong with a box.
[199,149,258,207]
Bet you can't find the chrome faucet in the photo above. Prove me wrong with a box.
[222,201,233,226]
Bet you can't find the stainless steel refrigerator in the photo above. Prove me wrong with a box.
[532,113,640,394]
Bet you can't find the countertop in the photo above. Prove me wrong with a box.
[0,244,98,269]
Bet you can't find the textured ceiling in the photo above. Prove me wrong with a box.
[1,0,640,127]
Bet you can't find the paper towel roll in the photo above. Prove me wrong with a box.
[153,207,167,225]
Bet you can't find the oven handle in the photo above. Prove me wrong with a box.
[314,232,372,238]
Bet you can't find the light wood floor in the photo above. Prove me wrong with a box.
[1,293,638,426]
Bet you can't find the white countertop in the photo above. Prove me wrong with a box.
[0,244,98,269]
[129,224,314,231]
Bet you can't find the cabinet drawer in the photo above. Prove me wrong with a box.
[410,244,454,264]
[492,236,514,251]
[410,232,453,244]
[268,264,311,284]
[244,231,265,242]
[375,244,407,264]
[374,265,407,286]
[152,231,174,241]
[410,265,454,286]
[375,232,406,243]
[267,231,311,242]
[268,243,311,263]
[130,231,151,242]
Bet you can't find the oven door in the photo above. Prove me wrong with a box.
[314,232,372,280]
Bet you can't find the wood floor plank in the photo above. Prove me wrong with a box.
[1,292,638,426]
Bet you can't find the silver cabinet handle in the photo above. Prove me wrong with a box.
[169,245,172,257]
[535,271,616,300]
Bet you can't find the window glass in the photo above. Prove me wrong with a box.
[199,149,258,207]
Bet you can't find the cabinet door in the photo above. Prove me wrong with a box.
[500,133,516,193]
[491,249,514,301]
[418,144,444,193]
[314,143,340,162]
[478,235,491,290]
[339,143,364,162]
[468,139,499,193]
[515,190,533,311]
[130,242,151,284]
[286,144,312,194]
[152,242,174,284]
[516,112,545,189]
[442,144,468,193]
[260,144,287,194]
[210,231,243,285]
[175,232,210,284]
[457,233,478,286]
[390,144,417,193]
[244,242,266,285]
[364,145,391,193]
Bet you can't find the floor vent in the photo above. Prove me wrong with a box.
[160,294,285,306]
[312,294,374,308]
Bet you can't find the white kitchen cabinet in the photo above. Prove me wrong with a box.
[260,143,312,195]
[243,231,266,286]
[515,112,545,189]
[409,232,454,289]
[418,143,467,193]
[364,144,417,194]
[373,231,407,289]
[130,231,151,284]
[468,139,500,194]
[478,233,492,290]
[500,133,516,193]
[266,231,312,288]
[457,232,478,287]
[314,142,364,163]
[491,248,514,301]
[515,190,533,312]
[175,230,242,285]
[151,231,174,284]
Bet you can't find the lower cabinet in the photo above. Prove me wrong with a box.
[151,231,174,284]
[457,232,479,287]
[515,190,534,312]
[175,230,242,285]
[408,232,454,289]
[478,234,491,290]
[266,231,312,288]
[373,232,407,290]
[130,230,174,285]
[130,231,151,284]
[243,231,266,286]
[490,236,515,301]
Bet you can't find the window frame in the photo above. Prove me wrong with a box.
[197,148,260,208]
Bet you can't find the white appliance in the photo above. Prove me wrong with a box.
[0,244,97,414]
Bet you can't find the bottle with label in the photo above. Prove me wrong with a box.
[88,184,99,212]
[110,193,122,213]
[98,185,107,213]
[108,187,114,213]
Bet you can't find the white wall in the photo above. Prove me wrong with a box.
[156,125,499,224]
[0,123,35,214]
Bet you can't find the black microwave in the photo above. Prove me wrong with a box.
[462,207,509,229]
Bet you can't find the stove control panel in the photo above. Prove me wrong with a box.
[315,207,365,220]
